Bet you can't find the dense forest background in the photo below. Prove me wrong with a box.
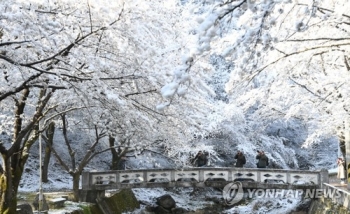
[0,0,349,213]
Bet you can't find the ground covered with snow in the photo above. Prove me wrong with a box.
[17,130,338,214]
[18,163,312,214]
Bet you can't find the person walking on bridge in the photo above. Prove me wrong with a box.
[337,157,346,185]
[256,151,269,168]
[234,150,246,167]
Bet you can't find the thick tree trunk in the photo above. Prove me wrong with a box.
[109,136,119,170]
[345,120,350,190]
[0,156,20,214]
[109,136,128,170]
[42,146,51,182]
[112,156,126,170]
[111,156,119,170]
[0,88,32,213]
[42,122,55,182]
[72,172,81,202]
[0,88,53,213]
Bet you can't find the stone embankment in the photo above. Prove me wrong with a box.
[17,189,139,214]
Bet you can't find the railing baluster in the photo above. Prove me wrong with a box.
[171,170,175,182]
[143,171,147,185]
[228,168,233,182]
[286,171,291,184]
[199,170,204,182]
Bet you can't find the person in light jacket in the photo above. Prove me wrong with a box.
[337,157,346,184]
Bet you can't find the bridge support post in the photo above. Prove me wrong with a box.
[79,189,105,203]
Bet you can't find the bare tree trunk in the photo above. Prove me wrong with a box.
[345,120,350,190]
[72,172,81,202]
[42,122,55,182]
[109,136,119,170]
[109,136,129,170]
[0,142,34,213]
[0,88,52,213]
[0,156,18,214]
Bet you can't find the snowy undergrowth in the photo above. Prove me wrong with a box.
[223,198,305,214]
[129,187,216,213]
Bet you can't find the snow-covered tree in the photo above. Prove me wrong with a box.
[0,0,223,211]
[184,0,350,159]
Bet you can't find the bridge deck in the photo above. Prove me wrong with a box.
[322,182,350,211]
[328,174,348,192]
[330,183,348,191]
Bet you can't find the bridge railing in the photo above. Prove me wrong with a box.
[81,167,328,191]
[322,183,350,210]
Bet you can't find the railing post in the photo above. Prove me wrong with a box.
[319,169,329,188]
[81,171,90,190]
[80,171,106,203]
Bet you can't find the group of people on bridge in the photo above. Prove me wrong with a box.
[191,150,269,169]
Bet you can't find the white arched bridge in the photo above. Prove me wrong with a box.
[80,167,329,202]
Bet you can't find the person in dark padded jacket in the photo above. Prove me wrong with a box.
[234,150,246,167]
[193,151,208,167]
[256,150,269,168]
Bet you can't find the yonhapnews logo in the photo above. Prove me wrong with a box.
[222,182,343,205]
[222,181,244,205]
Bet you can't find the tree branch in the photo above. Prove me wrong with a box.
[289,77,323,99]
[344,56,350,72]
[61,114,76,169]
[124,89,157,97]
[0,40,30,47]
[77,125,107,171]
[286,38,350,42]
[248,42,350,83]
[317,6,350,19]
